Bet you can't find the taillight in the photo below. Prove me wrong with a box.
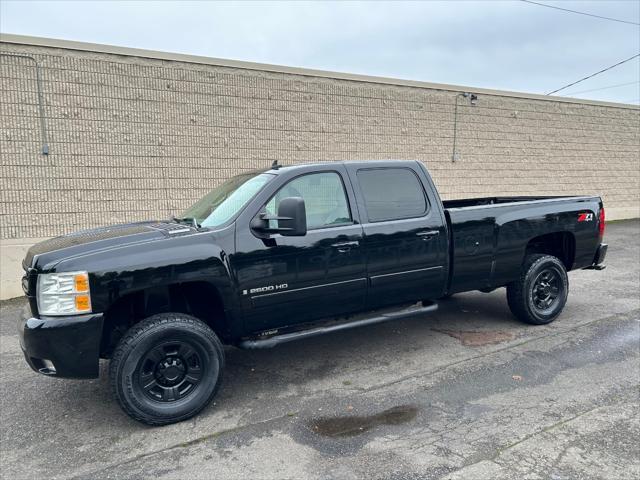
[598,207,605,240]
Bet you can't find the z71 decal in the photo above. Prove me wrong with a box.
[578,213,594,222]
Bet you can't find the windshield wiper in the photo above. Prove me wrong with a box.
[171,216,200,228]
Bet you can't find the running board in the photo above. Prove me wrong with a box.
[584,264,606,270]
[238,301,438,349]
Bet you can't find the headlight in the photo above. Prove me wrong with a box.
[37,271,92,316]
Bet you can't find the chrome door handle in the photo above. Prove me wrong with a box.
[416,230,439,240]
[331,241,359,252]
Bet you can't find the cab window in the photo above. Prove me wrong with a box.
[357,168,428,222]
[266,172,352,230]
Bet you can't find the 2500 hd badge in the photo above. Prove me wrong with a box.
[244,284,289,295]
[19,160,607,425]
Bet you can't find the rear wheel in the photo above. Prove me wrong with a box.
[507,254,568,325]
[110,313,224,425]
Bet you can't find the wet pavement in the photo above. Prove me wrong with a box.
[0,220,638,479]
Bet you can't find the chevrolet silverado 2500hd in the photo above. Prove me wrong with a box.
[19,161,607,425]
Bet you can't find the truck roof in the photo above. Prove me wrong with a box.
[268,159,420,174]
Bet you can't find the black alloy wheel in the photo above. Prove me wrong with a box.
[530,267,562,313]
[507,254,569,325]
[110,313,225,426]
[138,340,204,403]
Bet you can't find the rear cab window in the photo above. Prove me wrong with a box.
[356,167,429,222]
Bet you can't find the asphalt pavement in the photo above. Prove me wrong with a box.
[1,220,638,480]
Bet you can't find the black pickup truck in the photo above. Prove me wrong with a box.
[19,160,607,425]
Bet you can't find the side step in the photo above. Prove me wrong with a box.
[238,301,438,349]
[584,264,606,270]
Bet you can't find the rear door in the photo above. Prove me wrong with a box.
[347,163,447,308]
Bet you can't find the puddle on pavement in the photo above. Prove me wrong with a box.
[435,329,515,346]
[309,405,418,438]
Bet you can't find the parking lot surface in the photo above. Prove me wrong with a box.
[1,220,638,480]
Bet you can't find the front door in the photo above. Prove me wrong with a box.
[348,164,448,309]
[233,168,366,334]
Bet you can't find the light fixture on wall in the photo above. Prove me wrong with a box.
[460,92,478,106]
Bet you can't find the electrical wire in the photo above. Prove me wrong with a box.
[562,81,640,96]
[546,54,640,95]
[520,0,640,26]
[0,53,49,155]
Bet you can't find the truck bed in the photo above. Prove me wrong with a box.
[443,195,602,294]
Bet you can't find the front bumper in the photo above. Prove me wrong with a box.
[18,305,104,378]
[585,243,608,270]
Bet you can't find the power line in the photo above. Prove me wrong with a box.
[520,0,640,26]
[546,54,640,95]
[562,81,640,96]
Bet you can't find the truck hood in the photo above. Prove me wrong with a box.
[24,221,198,271]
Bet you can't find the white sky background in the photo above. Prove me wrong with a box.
[1,0,639,104]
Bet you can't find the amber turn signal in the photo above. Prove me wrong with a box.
[74,273,89,292]
[75,295,91,312]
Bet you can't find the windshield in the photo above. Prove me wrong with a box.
[180,172,274,228]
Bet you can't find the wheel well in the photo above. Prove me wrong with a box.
[100,282,228,358]
[525,232,575,270]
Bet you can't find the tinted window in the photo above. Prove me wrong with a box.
[357,168,427,222]
[266,172,352,230]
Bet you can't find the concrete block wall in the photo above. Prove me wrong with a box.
[1,35,639,299]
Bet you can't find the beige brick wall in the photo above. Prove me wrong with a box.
[1,36,639,298]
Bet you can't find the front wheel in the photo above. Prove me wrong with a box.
[109,313,224,425]
[507,254,569,325]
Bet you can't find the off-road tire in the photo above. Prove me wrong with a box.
[110,313,224,426]
[507,254,569,325]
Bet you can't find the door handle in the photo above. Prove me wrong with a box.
[416,230,439,240]
[331,241,359,252]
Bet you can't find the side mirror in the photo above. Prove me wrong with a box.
[250,197,307,237]
[277,197,307,236]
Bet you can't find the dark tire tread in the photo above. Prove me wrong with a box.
[507,254,568,325]
[109,313,224,426]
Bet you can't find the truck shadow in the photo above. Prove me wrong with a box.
[16,290,522,430]
[218,289,522,400]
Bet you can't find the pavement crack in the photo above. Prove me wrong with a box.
[69,412,291,480]
[440,385,639,479]
[361,309,639,395]
[491,406,598,458]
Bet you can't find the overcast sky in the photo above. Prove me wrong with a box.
[1,1,639,104]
